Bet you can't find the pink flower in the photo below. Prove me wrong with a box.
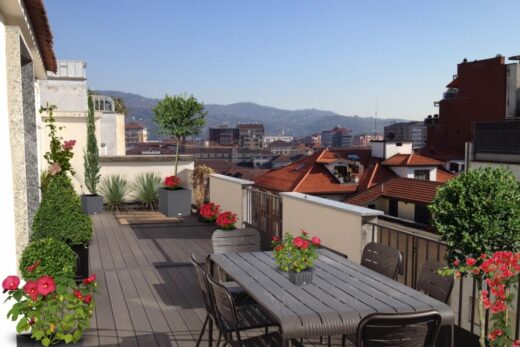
[24,281,39,301]
[311,237,321,246]
[36,275,56,296]
[26,260,41,273]
[74,289,83,300]
[453,259,460,266]
[63,140,76,151]
[83,294,92,304]
[2,276,20,291]
[49,163,62,176]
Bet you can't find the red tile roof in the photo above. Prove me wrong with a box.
[346,177,444,206]
[125,122,144,129]
[436,169,456,183]
[382,154,443,166]
[254,149,371,194]
[357,161,397,190]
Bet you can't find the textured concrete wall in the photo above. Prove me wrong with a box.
[39,79,88,112]
[5,26,36,263]
[209,174,254,227]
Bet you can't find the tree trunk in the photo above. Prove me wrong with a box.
[174,136,180,176]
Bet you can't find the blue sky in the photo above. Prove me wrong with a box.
[45,0,520,120]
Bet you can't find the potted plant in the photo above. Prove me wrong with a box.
[153,94,206,216]
[81,95,103,215]
[430,167,520,347]
[32,174,93,281]
[158,175,192,217]
[131,172,162,210]
[272,230,321,285]
[192,165,214,208]
[199,202,220,223]
[2,268,96,346]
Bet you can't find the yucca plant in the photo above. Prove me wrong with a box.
[98,175,129,211]
[131,172,161,210]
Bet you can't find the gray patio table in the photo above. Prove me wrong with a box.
[211,248,454,346]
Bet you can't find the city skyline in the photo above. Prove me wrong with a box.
[46,0,520,120]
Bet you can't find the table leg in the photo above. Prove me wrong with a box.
[282,338,293,347]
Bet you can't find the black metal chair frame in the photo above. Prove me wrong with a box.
[356,309,442,347]
[206,272,287,346]
[361,242,403,280]
[416,260,454,304]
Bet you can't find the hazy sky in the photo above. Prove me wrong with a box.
[45,0,520,120]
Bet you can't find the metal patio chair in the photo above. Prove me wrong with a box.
[416,260,454,304]
[360,242,402,280]
[206,272,303,347]
[356,310,442,347]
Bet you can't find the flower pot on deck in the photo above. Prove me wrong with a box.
[158,188,191,217]
[81,194,104,215]
[71,244,89,282]
[288,269,313,286]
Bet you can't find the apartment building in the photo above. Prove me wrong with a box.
[209,125,239,146]
[238,123,264,149]
[321,125,352,148]
[384,121,426,149]
[125,122,148,145]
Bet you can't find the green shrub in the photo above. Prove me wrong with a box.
[32,174,93,245]
[40,169,52,196]
[20,238,77,280]
[99,174,129,211]
[430,166,520,263]
[131,172,161,210]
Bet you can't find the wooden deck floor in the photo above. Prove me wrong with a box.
[83,212,344,346]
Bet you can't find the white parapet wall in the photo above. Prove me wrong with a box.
[99,155,195,199]
[209,174,254,227]
[281,192,383,263]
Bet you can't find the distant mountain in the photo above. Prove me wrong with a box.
[97,90,408,140]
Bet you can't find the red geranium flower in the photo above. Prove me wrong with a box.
[63,139,76,151]
[216,211,238,230]
[74,289,83,300]
[272,236,280,242]
[37,275,56,296]
[466,257,477,266]
[24,281,39,301]
[311,237,321,246]
[163,175,181,189]
[83,274,97,285]
[275,244,284,252]
[2,276,20,291]
[84,294,93,304]
[453,259,460,266]
[293,237,305,248]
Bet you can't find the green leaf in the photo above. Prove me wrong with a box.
[42,337,50,347]
[16,319,29,333]
[64,334,73,343]
[73,329,83,341]
[32,330,45,340]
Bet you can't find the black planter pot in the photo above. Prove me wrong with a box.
[71,244,89,282]
[288,269,313,286]
[81,194,103,215]
[158,187,191,217]
[17,334,83,346]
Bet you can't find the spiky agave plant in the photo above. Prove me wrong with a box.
[131,172,161,210]
[98,175,129,212]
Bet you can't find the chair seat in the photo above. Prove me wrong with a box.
[220,304,278,332]
[229,332,304,347]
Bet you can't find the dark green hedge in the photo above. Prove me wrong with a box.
[20,238,77,279]
[32,174,92,245]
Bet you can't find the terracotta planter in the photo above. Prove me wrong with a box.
[71,244,89,282]
[158,188,191,217]
[81,194,103,215]
[288,269,313,286]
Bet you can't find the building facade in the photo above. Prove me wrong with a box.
[384,121,426,149]
[238,123,264,149]
[321,126,352,148]
[425,56,509,156]
[209,126,239,146]
[125,122,147,145]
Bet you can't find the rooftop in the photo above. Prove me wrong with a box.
[382,153,443,167]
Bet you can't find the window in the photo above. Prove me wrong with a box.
[414,204,430,225]
[389,199,398,217]
[414,169,430,180]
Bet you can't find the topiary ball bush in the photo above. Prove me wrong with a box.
[20,238,77,280]
[32,173,93,245]
[430,166,520,263]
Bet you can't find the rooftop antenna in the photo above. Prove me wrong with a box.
[374,98,378,138]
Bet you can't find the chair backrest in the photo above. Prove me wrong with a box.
[212,228,260,254]
[361,242,402,279]
[205,271,239,333]
[356,310,442,347]
[190,254,214,315]
[416,260,454,304]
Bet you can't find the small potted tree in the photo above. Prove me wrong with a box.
[430,166,520,347]
[153,94,206,217]
[82,95,103,215]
